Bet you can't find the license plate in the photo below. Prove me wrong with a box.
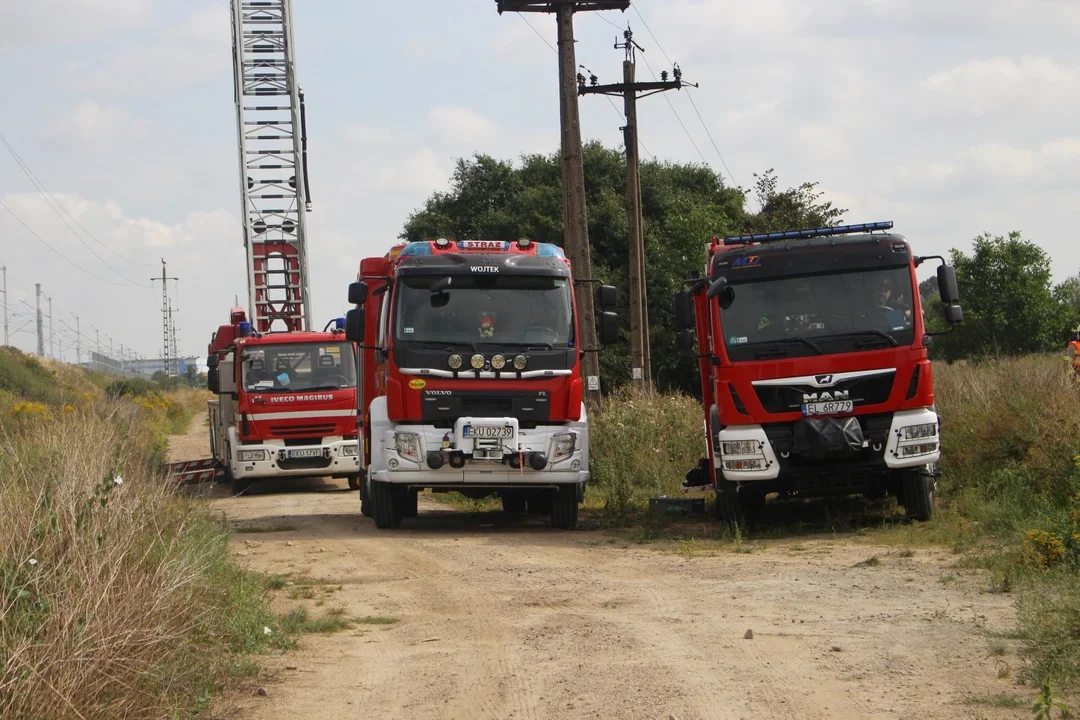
[285,448,324,459]
[802,400,854,417]
[463,425,513,439]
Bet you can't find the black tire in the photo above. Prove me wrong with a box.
[360,476,372,517]
[370,480,403,529]
[901,468,935,521]
[226,446,250,496]
[551,484,579,530]
[714,485,765,530]
[501,492,527,514]
[348,473,362,491]
[527,490,553,515]
[402,489,419,518]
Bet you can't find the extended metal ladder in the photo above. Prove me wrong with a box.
[230,0,313,333]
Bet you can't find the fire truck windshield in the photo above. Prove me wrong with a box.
[241,342,356,392]
[394,275,574,349]
[719,266,916,361]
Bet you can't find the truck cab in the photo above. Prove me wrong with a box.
[674,222,963,524]
[345,238,618,530]
[206,308,361,494]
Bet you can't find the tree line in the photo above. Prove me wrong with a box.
[401,142,1077,392]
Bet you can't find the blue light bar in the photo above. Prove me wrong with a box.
[722,221,894,246]
[399,242,433,256]
[536,243,566,258]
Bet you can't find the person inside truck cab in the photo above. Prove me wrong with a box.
[868,276,908,330]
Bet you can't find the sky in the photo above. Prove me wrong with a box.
[1,0,1078,362]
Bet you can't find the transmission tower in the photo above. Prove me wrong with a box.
[231,0,314,333]
[151,259,179,377]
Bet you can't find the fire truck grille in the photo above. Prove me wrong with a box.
[753,371,896,414]
[270,423,338,438]
[421,390,550,429]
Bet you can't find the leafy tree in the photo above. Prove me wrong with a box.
[184,363,198,387]
[930,232,1073,361]
[402,144,839,393]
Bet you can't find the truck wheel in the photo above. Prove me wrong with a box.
[402,489,419,517]
[370,480,403,529]
[348,473,362,491]
[360,477,372,517]
[714,485,764,530]
[501,492,527,514]
[901,468,935,521]
[551,485,579,530]
[527,489,553,515]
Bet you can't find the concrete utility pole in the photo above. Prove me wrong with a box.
[1,265,8,347]
[46,294,53,359]
[35,283,44,357]
[580,27,696,388]
[495,0,628,406]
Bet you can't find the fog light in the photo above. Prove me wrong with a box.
[388,458,399,469]
[449,453,466,469]
[491,354,506,370]
[899,442,938,458]
[341,443,359,457]
[448,353,463,369]
[571,459,581,471]
[426,451,444,469]
[723,459,764,471]
[721,440,759,456]
[238,449,267,462]
[470,353,485,369]
[529,452,548,471]
[513,354,527,370]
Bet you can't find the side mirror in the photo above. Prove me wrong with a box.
[943,303,964,326]
[937,265,959,305]
[598,311,619,346]
[345,308,365,343]
[706,276,735,308]
[207,367,220,394]
[676,330,695,353]
[348,281,369,306]
[206,353,219,369]
[595,284,617,309]
[674,290,694,330]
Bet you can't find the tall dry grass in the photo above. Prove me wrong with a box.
[589,387,703,512]
[0,401,277,718]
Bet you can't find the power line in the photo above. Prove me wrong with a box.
[627,2,737,184]
[637,53,709,167]
[0,132,150,286]
[519,12,654,160]
[0,200,137,287]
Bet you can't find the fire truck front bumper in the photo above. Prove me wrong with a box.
[369,421,589,487]
[231,439,361,480]
[714,408,942,486]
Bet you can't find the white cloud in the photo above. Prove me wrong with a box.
[922,56,1080,115]
[426,106,497,148]
[375,149,447,193]
[340,124,405,146]
[49,100,143,143]
[0,0,154,51]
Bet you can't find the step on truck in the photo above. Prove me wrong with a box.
[674,222,964,524]
[206,307,362,495]
[344,237,619,530]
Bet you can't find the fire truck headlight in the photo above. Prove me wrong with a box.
[490,354,507,370]
[341,443,359,457]
[394,432,421,462]
[448,353,463,369]
[513,354,528,370]
[470,353,486,370]
[899,423,938,441]
[721,440,759,457]
[552,433,576,461]
[238,449,267,462]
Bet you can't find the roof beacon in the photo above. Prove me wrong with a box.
[722,221,894,246]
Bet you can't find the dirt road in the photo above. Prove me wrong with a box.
[171,417,1028,719]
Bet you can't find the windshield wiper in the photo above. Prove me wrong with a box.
[824,329,899,347]
[482,341,554,350]
[413,340,478,352]
[304,384,352,391]
[753,336,824,356]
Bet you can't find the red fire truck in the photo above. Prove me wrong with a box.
[674,221,963,524]
[206,307,362,495]
[344,237,618,530]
